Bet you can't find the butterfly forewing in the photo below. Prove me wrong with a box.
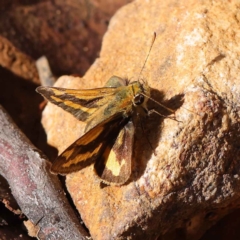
[36,86,119,122]
[50,112,129,176]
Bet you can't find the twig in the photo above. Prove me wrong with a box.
[0,105,89,240]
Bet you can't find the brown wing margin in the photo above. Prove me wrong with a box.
[50,112,130,175]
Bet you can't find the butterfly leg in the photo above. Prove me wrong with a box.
[148,109,182,123]
[138,114,157,156]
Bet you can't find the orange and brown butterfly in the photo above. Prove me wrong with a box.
[36,33,170,185]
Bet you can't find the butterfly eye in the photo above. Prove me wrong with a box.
[134,94,144,106]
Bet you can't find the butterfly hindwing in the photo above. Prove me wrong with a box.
[94,120,134,185]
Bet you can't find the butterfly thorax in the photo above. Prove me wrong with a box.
[85,78,150,131]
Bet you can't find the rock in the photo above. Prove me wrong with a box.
[0,36,39,84]
[41,0,240,239]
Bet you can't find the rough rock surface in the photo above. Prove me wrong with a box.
[0,0,133,77]
[41,0,240,239]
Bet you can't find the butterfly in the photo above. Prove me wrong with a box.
[36,33,173,185]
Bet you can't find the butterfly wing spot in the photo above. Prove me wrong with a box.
[105,150,126,177]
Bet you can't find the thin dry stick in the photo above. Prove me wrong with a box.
[0,105,88,240]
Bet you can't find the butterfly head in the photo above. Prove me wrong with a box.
[130,81,150,115]
[130,32,156,114]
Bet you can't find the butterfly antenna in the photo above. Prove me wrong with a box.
[137,32,156,83]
